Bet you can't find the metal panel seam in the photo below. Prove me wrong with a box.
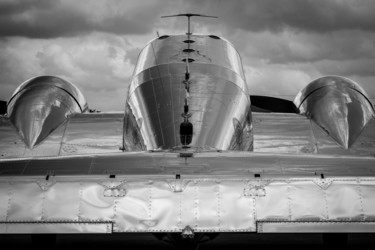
[287,180,292,221]
[178,187,182,230]
[78,181,82,221]
[113,199,118,231]
[252,187,257,224]
[309,119,319,153]
[194,181,198,229]
[148,180,153,221]
[357,178,365,221]
[41,185,46,221]
[58,119,69,156]
[217,180,221,228]
[5,182,12,221]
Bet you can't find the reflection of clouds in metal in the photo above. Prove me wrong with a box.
[7,76,86,148]
[126,35,251,151]
[133,35,245,82]
[168,50,212,64]
[294,76,374,148]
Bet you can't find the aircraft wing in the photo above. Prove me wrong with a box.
[1,151,375,234]
[1,112,127,159]
[2,111,375,234]
[1,31,375,241]
[252,112,375,156]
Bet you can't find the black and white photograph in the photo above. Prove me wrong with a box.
[1,0,375,248]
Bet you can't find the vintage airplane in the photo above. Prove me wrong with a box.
[1,14,375,248]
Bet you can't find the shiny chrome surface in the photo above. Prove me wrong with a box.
[0,223,112,234]
[2,151,375,176]
[2,111,375,159]
[0,113,124,159]
[258,222,375,233]
[294,76,374,148]
[7,76,88,148]
[132,35,245,91]
[60,113,124,156]
[3,32,375,236]
[2,173,375,233]
[253,112,375,156]
[253,113,316,154]
[126,35,252,151]
[9,75,87,112]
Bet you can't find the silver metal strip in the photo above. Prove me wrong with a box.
[0,222,112,234]
[257,221,375,233]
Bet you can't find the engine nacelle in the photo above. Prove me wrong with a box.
[294,76,374,148]
[7,76,87,148]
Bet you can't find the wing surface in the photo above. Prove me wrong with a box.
[1,149,375,234]
[0,112,145,160]
[252,112,375,156]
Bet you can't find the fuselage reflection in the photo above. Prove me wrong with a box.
[124,35,252,151]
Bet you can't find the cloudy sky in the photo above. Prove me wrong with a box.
[1,0,375,111]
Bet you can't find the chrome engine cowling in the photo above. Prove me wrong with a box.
[7,76,87,148]
[294,76,374,148]
[125,35,252,151]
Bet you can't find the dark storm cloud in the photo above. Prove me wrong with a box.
[188,0,375,33]
[2,0,375,109]
[4,0,374,39]
[0,0,53,15]
[0,0,169,38]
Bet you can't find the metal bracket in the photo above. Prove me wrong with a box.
[243,180,271,197]
[100,181,127,197]
[36,179,56,191]
[181,225,195,239]
[167,179,189,192]
[313,178,333,190]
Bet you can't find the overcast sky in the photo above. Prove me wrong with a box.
[1,0,375,111]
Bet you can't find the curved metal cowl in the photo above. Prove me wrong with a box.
[7,76,88,148]
[125,34,252,151]
[294,76,374,149]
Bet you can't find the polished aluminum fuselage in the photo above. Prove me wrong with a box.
[124,35,252,151]
[3,33,375,236]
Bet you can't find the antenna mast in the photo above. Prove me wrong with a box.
[161,14,218,147]
[161,13,218,35]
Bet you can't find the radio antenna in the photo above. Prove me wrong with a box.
[161,13,218,35]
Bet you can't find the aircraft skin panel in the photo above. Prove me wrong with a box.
[312,117,375,155]
[253,112,375,156]
[1,175,375,233]
[0,113,124,159]
[0,118,27,158]
[253,112,316,154]
[60,113,124,155]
